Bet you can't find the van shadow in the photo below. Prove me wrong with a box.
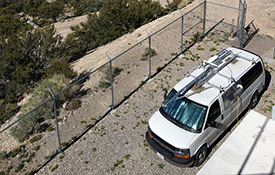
[260,70,272,97]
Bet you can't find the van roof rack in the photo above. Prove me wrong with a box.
[163,48,254,105]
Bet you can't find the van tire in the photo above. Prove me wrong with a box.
[249,91,259,109]
[194,145,207,166]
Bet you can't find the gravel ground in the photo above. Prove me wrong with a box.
[38,33,275,175]
[1,0,275,174]
[39,38,230,175]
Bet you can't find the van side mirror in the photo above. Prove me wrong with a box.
[207,120,216,127]
[163,88,168,100]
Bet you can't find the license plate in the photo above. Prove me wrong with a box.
[157,152,164,160]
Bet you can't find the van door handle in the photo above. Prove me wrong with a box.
[221,115,224,120]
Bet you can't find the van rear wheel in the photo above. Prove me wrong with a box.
[194,145,207,166]
[249,91,259,109]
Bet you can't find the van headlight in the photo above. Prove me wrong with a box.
[174,149,190,159]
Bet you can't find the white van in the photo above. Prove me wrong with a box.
[146,47,265,166]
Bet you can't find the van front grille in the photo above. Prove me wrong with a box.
[148,127,178,153]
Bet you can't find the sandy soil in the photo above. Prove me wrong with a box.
[54,15,88,38]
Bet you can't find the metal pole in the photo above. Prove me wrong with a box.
[240,0,246,49]
[48,87,62,153]
[106,53,114,110]
[145,30,152,79]
[203,0,207,36]
[240,4,244,49]
[239,3,243,48]
[231,19,235,39]
[237,0,242,42]
[181,16,184,53]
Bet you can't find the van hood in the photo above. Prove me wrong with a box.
[148,110,196,149]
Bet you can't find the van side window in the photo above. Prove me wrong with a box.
[208,100,221,121]
[240,62,263,91]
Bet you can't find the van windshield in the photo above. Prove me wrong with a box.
[161,89,207,132]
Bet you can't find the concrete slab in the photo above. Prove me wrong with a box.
[197,110,275,175]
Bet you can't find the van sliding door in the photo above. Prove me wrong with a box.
[222,82,244,125]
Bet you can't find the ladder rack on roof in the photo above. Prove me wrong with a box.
[164,48,251,105]
[196,53,238,88]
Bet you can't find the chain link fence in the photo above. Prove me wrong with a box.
[0,0,247,174]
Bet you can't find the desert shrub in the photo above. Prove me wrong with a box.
[25,152,35,163]
[71,0,104,16]
[61,142,68,147]
[10,145,25,158]
[98,65,122,89]
[45,59,77,79]
[100,65,123,80]
[0,102,17,124]
[10,74,80,142]
[33,145,40,151]
[15,162,24,173]
[190,32,202,43]
[98,79,111,89]
[67,98,82,110]
[51,164,59,172]
[10,148,19,158]
[141,47,157,60]
[209,47,217,51]
[32,17,51,27]
[164,0,182,12]
[46,126,55,132]
[29,134,42,143]
[0,150,7,160]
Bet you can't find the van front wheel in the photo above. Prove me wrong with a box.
[249,91,259,109]
[194,145,207,166]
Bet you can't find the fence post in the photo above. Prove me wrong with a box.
[237,0,241,36]
[243,0,247,48]
[106,53,115,110]
[238,0,246,49]
[239,1,243,48]
[203,0,207,36]
[48,87,62,153]
[231,19,235,39]
[145,30,152,79]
